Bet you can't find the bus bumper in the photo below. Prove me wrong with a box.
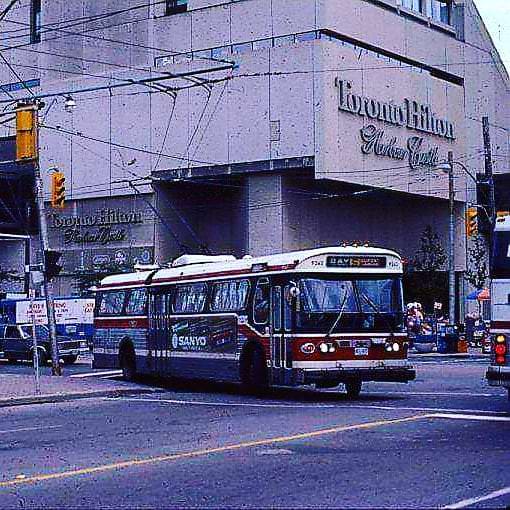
[486,365,510,388]
[293,360,416,385]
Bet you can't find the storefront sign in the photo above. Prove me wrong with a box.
[63,226,127,246]
[335,78,456,140]
[50,208,144,246]
[360,125,440,169]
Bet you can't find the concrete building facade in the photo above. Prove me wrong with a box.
[0,0,508,314]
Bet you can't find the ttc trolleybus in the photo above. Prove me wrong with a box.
[92,246,416,396]
[486,215,510,402]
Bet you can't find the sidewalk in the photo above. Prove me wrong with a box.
[409,347,490,360]
[0,373,160,408]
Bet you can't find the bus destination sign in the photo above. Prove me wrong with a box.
[326,256,387,269]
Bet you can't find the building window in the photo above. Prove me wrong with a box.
[400,0,422,13]
[165,0,187,16]
[429,0,451,25]
[30,0,41,43]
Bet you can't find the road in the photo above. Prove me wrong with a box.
[0,357,508,509]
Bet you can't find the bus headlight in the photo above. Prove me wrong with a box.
[318,342,335,354]
[385,342,400,352]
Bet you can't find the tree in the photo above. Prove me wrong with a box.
[464,234,489,290]
[404,225,448,313]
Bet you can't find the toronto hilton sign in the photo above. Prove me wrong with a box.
[335,78,456,168]
[50,208,144,245]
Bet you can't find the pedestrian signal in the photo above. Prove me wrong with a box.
[466,207,478,238]
[15,104,38,161]
[51,171,66,209]
[44,250,63,280]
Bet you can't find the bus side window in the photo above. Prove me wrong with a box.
[253,278,270,325]
[98,291,126,316]
[125,289,148,316]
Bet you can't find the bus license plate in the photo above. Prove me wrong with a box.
[355,347,369,356]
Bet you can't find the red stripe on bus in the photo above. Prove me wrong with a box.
[491,321,510,330]
[94,317,149,328]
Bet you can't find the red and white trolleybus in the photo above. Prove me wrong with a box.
[93,246,416,397]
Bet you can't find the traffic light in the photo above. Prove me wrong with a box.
[15,103,38,161]
[44,250,63,280]
[51,171,66,209]
[466,207,478,238]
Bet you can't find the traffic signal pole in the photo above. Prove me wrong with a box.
[448,151,456,325]
[16,102,62,375]
[34,160,62,375]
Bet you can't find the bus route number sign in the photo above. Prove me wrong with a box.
[326,256,387,269]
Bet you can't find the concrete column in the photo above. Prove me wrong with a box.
[246,174,284,256]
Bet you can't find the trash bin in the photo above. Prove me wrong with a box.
[437,324,460,353]
[413,334,436,353]
[444,325,460,353]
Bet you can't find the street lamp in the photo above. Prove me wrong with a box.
[434,152,457,325]
[435,153,493,325]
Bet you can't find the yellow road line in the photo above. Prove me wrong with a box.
[0,414,424,488]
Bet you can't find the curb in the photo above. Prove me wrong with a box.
[0,387,164,409]
[409,354,489,361]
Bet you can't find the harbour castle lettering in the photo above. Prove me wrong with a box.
[336,78,455,140]
[360,125,440,169]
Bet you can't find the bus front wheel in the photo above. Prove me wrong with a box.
[345,379,362,399]
[241,346,268,394]
[120,345,136,382]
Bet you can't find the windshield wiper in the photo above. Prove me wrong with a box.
[324,293,349,339]
[356,287,395,337]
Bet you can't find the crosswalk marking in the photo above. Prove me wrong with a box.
[69,370,122,379]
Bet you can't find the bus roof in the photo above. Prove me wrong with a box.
[98,246,402,290]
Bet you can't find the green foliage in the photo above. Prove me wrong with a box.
[464,234,488,290]
[412,225,447,272]
[404,225,448,314]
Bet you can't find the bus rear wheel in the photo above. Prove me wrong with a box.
[63,355,78,365]
[120,346,136,382]
[345,379,362,399]
[241,346,268,394]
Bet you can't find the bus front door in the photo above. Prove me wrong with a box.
[151,292,171,376]
[270,286,293,385]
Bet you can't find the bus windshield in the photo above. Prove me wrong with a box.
[297,276,404,333]
[492,231,510,279]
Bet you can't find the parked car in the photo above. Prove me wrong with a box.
[0,324,88,365]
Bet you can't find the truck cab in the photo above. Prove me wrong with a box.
[0,324,87,365]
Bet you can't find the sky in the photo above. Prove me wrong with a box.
[473,0,510,71]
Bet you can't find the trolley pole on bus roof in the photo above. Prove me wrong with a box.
[15,101,62,376]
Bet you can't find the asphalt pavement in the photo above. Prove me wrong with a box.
[0,356,508,509]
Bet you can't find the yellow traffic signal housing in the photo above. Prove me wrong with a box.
[51,171,66,209]
[466,207,478,238]
[15,104,38,161]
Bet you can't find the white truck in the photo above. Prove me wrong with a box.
[486,215,510,402]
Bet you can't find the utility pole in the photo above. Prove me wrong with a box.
[16,102,62,375]
[448,151,456,325]
[482,116,496,258]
